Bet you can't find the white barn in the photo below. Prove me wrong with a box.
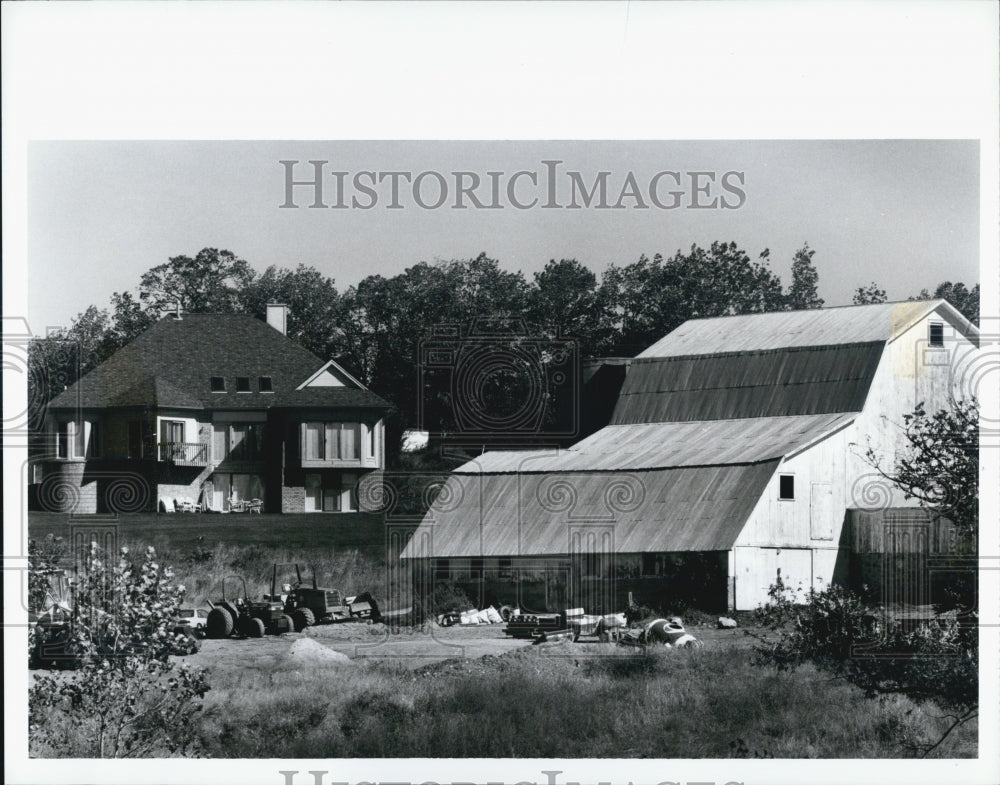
[401,300,979,611]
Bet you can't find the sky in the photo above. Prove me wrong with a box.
[27,139,979,330]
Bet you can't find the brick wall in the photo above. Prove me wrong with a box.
[36,462,97,514]
[282,485,305,513]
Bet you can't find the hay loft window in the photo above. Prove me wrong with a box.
[929,322,944,347]
[258,376,273,393]
[236,376,251,393]
[779,474,795,500]
[210,376,226,393]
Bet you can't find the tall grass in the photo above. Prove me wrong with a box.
[120,538,391,610]
[196,645,975,758]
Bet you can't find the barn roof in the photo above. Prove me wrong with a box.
[399,461,779,557]
[611,342,882,423]
[636,299,976,358]
[456,412,854,474]
[47,313,389,412]
[404,300,980,559]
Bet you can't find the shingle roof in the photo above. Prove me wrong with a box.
[399,461,778,557]
[47,313,389,411]
[636,299,975,358]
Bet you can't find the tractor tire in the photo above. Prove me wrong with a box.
[247,617,265,638]
[292,608,315,632]
[206,607,234,639]
[499,605,514,622]
[279,614,295,635]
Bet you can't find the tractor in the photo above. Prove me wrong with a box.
[275,564,381,631]
[205,575,293,638]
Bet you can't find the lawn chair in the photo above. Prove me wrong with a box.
[247,499,263,514]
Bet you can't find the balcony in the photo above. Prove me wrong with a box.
[159,442,210,466]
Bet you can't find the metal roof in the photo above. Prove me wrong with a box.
[635,300,966,358]
[611,343,882,423]
[458,412,854,473]
[400,461,779,558]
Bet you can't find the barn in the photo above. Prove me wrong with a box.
[400,300,979,612]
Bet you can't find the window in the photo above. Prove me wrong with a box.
[929,322,944,347]
[57,421,70,458]
[160,420,185,461]
[128,421,143,459]
[56,421,86,459]
[214,423,264,461]
[779,474,795,500]
[236,376,251,393]
[86,422,101,458]
[305,473,357,513]
[210,376,226,392]
[302,422,362,464]
[258,376,273,393]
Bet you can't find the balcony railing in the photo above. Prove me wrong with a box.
[159,442,210,466]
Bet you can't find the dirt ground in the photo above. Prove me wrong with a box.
[180,619,753,673]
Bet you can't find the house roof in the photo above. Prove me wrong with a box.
[47,313,389,412]
[452,412,855,474]
[636,299,977,358]
[611,342,883,423]
[398,461,779,557]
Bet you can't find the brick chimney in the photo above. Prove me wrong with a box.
[266,303,288,335]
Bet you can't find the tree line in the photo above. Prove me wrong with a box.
[29,244,980,455]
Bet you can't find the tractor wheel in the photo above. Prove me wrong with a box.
[206,607,234,639]
[292,608,315,632]
[247,617,265,638]
[280,614,295,635]
[499,605,514,622]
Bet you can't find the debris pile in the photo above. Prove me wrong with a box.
[282,638,353,667]
[437,606,507,627]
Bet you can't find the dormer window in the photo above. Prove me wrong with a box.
[929,322,944,347]
[236,376,251,393]
[258,376,273,393]
[210,376,226,393]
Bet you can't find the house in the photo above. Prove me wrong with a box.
[400,300,979,611]
[36,305,390,514]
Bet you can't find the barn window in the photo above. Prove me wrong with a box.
[210,376,226,392]
[779,474,795,500]
[236,376,251,393]
[258,376,273,392]
[929,322,944,347]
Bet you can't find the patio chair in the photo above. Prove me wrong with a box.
[247,498,263,514]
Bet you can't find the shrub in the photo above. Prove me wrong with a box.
[751,580,978,756]
[29,542,210,757]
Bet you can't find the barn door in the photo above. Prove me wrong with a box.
[810,482,833,540]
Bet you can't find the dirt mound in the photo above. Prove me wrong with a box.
[282,638,354,668]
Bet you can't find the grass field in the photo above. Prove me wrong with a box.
[27,512,392,609]
[26,515,978,759]
[191,634,975,758]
